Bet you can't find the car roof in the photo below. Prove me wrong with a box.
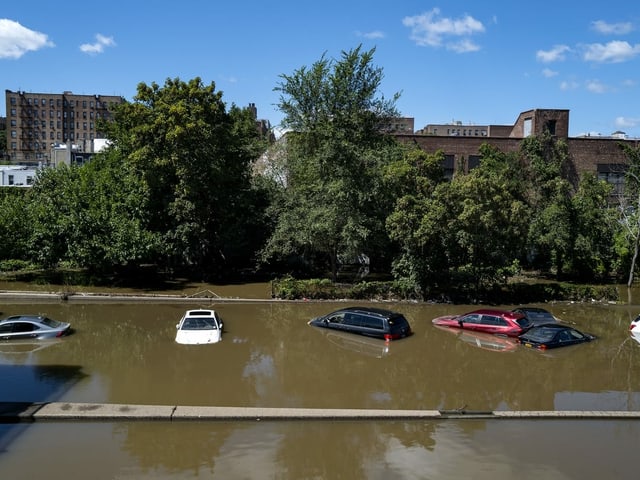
[464,309,524,319]
[185,309,216,316]
[528,323,570,331]
[1,315,47,323]
[336,306,401,318]
[514,307,549,313]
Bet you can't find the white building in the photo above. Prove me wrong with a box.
[0,165,39,187]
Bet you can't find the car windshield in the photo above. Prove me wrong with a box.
[182,318,218,330]
[522,326,560,342]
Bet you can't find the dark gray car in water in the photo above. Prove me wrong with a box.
[308,306,412,341]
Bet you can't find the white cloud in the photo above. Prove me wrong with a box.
[560,80,579,91]
[79,33,115,55]
[357,30,385,40]
[591,20,633,35]
[542,68,558,78]
[586,79,607,93]
[449,39,480,53]
[615,116,640,128]
[583,40,640,63]
[0,18,54,59]
[536,44,570,63]
[403,8,485,52]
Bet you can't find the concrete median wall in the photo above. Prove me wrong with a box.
[2,402,640,423]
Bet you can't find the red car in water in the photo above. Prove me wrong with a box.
[431,308,533,337]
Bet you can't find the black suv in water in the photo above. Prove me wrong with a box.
[308,306,412,341]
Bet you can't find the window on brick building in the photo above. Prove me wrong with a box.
[468,155,481,171]
[545,120,557,135]
[597,164,626,196]
[442,155,455,180]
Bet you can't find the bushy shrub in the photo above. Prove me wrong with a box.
[0,259,36,272]
[271,276,619,303]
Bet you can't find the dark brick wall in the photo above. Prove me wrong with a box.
[396,134,640,185]
[568,137,640,173]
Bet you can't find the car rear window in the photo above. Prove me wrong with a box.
[183,318,218,330]
[388,315,410,332]
[41,317,62,328]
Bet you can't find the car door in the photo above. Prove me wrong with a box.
[341,313,362,334]
[460,314,481,331]
[479,315,509,335]
[5,322,39,340]
[327,312,348,331]
[0,323,14,340]
[359,314,384,339]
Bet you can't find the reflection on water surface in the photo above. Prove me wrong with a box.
[1,297,640,478]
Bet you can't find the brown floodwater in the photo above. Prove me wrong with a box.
[1,288,640,478]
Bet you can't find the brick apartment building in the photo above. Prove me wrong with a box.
[4,89,124,164]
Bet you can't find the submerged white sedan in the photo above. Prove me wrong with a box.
[175,309,223,345]
[631,315,640,345]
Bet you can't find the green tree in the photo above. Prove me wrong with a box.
[386,144,528,299]
[443,145,529,294]
[262,45,401,281]
[26,165,81,267]
[617,144,640,286]
[384,147,448,298]
[25,154,158,271]
[569,172,615,280]
[0,189,31,261]
[520,133,576,277]
[104,77,266,276]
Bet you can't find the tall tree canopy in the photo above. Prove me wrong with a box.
[26,152,158,270]
[617,144,640,286]
[384,148,449,297]
[262,45,402,280]
[104,77,267,275]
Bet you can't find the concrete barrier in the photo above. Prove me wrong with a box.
[0,291,276,303]
[1,402,640,423]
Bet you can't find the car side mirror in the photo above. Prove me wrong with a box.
[458,319,464,326]
[176,324,180,329]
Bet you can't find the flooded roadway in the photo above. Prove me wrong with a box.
[1,289,640,478]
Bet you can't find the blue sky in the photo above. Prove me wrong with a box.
[1,1,639,138]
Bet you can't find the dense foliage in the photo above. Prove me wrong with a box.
[1,77,271,280]
[260,46,401,281]
[0,47,638,299]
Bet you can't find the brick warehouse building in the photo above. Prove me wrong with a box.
[398,108,640,196]
[4,89,125,164]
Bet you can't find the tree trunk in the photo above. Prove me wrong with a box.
[627,195,640,288]
[628,236,639,288]
[330,248,338,283]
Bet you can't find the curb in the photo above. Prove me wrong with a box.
[2,402,640,423]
